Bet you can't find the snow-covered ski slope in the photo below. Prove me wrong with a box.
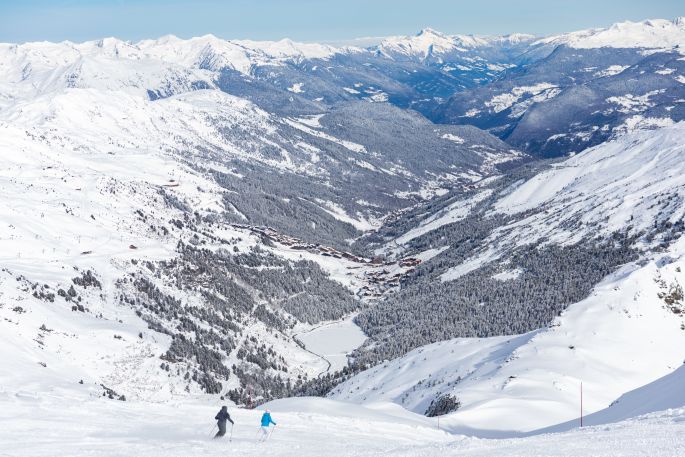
[0,389,685,457]
[0,393,684,457]
[0,33,348,92]
[538,364,685,434]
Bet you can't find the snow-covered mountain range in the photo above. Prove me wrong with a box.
[1,23,528,405]
[434,18,685,156]
[1,15,685,456]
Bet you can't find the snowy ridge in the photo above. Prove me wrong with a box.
[0,34,355,107]
[536,17,685,50]
[377,28,483,59]
[376,28,535,60]
[0,34,351,78]
[137,34,351,73]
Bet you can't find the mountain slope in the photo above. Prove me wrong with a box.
[332,236,685,433]
[335,122,685,403]
[2,20,685,427]
[2,393,684,456]
[435,45,685,157]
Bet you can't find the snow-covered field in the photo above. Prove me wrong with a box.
[540,364,685,434]
[296,316,367,372]
[1,393,684,457]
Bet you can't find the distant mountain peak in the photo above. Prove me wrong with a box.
[416,27,448,38]
[537,17,685,49]
[375,28,535,61]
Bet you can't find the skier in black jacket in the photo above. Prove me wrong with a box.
[214,406,234,438]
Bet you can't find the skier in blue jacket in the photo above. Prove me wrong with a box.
[258,410,276,441]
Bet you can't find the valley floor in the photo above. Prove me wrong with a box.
[1,393,683,457]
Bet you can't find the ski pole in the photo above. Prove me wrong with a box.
[267,424,276,441]
[229,424,234,442]
[208,423,217,438]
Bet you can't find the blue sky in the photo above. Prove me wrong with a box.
[0,0,683,43]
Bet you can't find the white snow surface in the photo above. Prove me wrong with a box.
[539,364,685,434]
[393,189,492,246]
[0,33,350,81]
[491,268,523,281]
[1,390,684,456]
[484,83,559,114]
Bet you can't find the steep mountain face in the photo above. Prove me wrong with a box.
[537,17,685,49]
[434,18,685,157]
